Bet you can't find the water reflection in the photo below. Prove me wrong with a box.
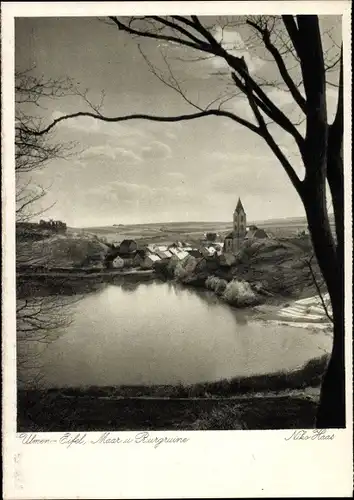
[17,293,83,388]
[17,280,333,389]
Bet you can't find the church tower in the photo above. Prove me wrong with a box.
[233,198,247,239]
[224,198,247,254]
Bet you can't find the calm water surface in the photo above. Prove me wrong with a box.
[19,280,332,388]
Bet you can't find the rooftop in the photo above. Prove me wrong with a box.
[234,198,245,214]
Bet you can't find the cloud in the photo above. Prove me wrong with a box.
[164,130,178,141]
[209,150,268,165]
[114,147,142,163]
[82,140,173,163]
[141,141,172,160]
[209,161,290,198]
[231,97,258,124]
[266,88,294,106]
[88,179,194,209]
[230,89,298,125]
[209,26,266,75]
[166,172,185,182]
[81,145,142,163]
[53,113,101,133]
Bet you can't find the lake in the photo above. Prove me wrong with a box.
[18,280,332,389]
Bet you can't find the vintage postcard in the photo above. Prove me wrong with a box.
[2,1,353,498]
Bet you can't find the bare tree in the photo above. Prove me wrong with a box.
[28,15,344,428]
[15,70,76,221]
[15,72,80,388]
[17,294,81,388]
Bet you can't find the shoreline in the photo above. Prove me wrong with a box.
[16,267,156,278]
[17,265,332,331]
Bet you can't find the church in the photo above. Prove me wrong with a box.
[223,198,247,254]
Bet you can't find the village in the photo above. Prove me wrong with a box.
[105,198,270,272]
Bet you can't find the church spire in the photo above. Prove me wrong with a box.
[235,197,244,213]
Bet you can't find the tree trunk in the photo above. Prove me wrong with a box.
[302,181,345,428]
[316,290,345,428]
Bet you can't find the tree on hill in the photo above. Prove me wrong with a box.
[205,232,218,242]
[29,15,344,427]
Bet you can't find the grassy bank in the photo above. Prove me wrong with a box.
[17,392,319,431]
[18,355,328,431]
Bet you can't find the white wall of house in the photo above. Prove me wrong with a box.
[112,256,124,268]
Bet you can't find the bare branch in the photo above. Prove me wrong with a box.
[246,18,306,113]
[30,107,262,137]
[137,44,203,112]
[304,255,334,322]
[231,70,303,194]
[109,16,212,54]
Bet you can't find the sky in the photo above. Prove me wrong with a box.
[15,16,341,227]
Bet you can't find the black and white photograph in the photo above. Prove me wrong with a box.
[2,2,352,498]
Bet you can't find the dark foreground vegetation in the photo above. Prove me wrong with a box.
[18,393,318,431]
[18,355,328,431]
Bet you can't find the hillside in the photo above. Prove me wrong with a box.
[17,233,110,269]
[159,236,323,303]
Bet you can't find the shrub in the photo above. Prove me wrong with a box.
[205,276,228,295]
[174,256,197,280]
[166,256,179,277]
[189,405,247,430]
[222,279,259,307]
[214,278,228,295]
[205,276,219,290]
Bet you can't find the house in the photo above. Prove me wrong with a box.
[214,243,223,255]
[112,255,124,269]
[155,249,173,259]
[173,250,189,261]
[245,227,269,239]
[133,249,147,267]
[199,246,210,258]
[199,246,217,258]
[117,252,137,267]
[156,245,168,252]
[169,241,183,249]
[169,247,180,257]
[119,239,138,254]
[147,243,157,253]
[141,253,161,269]
[224,198,247,254]
[105,249,123,269]
[188,249,203,259]
[207,246,217,256]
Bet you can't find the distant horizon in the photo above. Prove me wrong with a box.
[73,213,329,230]
[28,210,335,230]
